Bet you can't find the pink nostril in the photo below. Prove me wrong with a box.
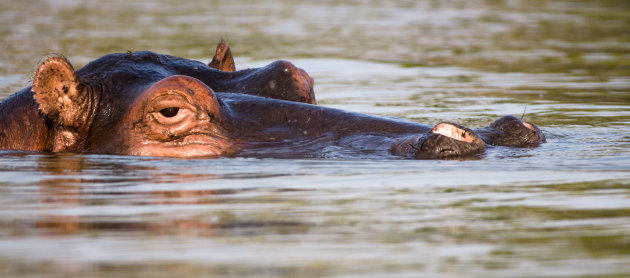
[431,123,475,143]
[523,122,535,131]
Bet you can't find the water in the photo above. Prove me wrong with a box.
[1,0,629,277]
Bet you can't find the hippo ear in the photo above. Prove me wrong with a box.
[209,40,236,72]
[32,57,91,129]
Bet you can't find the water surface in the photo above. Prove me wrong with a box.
[0,0,629,277]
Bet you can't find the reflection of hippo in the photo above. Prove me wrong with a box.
[0,42,545,159]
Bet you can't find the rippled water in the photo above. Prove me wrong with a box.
[1,0,629,277]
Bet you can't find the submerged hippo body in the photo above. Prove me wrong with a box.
[0,42,545,159]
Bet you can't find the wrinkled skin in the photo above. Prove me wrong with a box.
[0,42,545,159]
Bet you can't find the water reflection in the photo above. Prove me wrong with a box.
[24,153,310,237]
[0,150,629,276]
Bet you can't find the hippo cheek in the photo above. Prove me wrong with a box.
[413,123,486,159]
[126,75,235,158]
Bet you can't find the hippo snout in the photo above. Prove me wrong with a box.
[480,115,546,147]
[413,123,486,159]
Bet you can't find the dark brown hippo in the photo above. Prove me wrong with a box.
[0,42,545,159]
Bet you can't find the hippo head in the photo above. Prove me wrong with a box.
[412,122,486,159]
[32,57,233,157]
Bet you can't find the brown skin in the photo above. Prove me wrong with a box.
[0,43,545,159]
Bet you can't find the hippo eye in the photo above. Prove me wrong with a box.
[148,95,197,127]
[159,107,179,117]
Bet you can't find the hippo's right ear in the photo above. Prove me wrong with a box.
[209,40,236,72]
[32,57,92,130]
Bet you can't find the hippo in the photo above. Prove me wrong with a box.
[0,41,545,159]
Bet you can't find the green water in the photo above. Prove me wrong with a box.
[0,0,629,277]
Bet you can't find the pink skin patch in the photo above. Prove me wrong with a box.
[431,123,474,143]
[523,122,536,131]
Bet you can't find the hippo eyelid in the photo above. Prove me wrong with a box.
[149,94,195,113]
